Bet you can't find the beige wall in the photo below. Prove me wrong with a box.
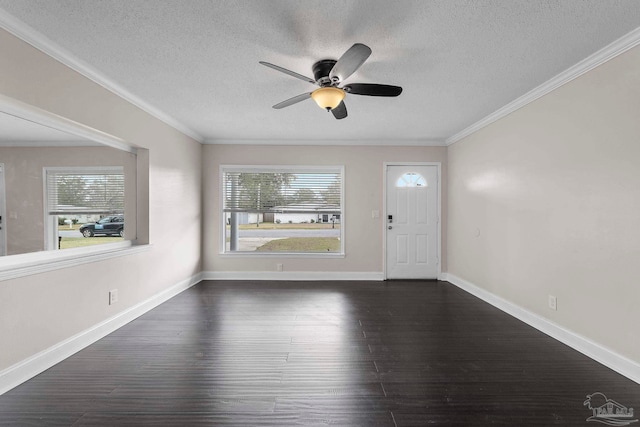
[0,29,202,370]
[447,45,640,362]
[203,144,447,274]
[0,146,136,255]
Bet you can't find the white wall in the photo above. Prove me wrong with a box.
[0,29,202,370]
[447,45,640,362]
[203,144,447,276]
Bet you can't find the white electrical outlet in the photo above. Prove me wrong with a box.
[109,289,118,305]
[277,263,283,272]
[548,295,557,311]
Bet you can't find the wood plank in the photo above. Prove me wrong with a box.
[0,280,637,426]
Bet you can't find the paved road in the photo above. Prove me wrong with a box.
[59,230,83,238]
[237,228,340,238]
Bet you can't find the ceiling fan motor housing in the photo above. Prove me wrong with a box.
[260,43,402,119]
[313,59,337,86]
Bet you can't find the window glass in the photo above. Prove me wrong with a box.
[45,167,126,249]
[222,166,344,254]
[396,172,427,188]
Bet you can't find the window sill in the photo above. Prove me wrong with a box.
[0,241,150,282]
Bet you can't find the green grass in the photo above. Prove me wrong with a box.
[255,237,340,252]
[60,236,124,249]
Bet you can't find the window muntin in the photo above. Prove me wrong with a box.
[221,166,344,254]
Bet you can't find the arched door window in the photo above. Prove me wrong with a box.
[396,172,427,188]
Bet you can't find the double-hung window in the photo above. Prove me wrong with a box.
[44,166,125,250]
[221,165,344,255]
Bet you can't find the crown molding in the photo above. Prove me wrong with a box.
[0,140,101,147]
[0,93,136,153]
[446,26,640,146]
[0,9,204,143]
[205,138,446,146]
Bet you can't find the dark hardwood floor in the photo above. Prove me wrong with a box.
[1,280,638,426]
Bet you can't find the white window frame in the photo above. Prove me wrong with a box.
[219,165,345,257]
[43,166,126,251]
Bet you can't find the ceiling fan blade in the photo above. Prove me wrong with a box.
[259,61,316,84]
[329,43,372,82]
[331,101,347,120]
[272,92,312,109]
[344,83,403,97]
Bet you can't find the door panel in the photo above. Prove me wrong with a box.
[416,234,428,264]
[386,165,438,279]
[396,234,408,264]
[416,189,428,224]
[396,189,408,224]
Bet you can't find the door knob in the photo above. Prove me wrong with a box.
[388,226,392,230]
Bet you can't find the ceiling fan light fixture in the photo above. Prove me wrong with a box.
[311,87,345,111]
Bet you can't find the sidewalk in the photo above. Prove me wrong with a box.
[226,237,285,252]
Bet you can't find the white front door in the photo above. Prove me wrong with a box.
[0,163,6,256]
[385,164,439,279]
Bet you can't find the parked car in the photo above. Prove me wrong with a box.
[79,215,124,237]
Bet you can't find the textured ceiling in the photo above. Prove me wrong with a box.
[1,1,640,144]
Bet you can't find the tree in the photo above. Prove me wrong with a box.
[236,172,293,210]
[84,174,124,213]
[56,175,88,207]
[292,188,317,206]
[321,180,341,205]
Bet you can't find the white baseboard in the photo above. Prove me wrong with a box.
[0,272,203,395]
[442,273,640,385]
[202,270,384,281]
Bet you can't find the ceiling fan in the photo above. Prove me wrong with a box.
[259,43,402,120]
